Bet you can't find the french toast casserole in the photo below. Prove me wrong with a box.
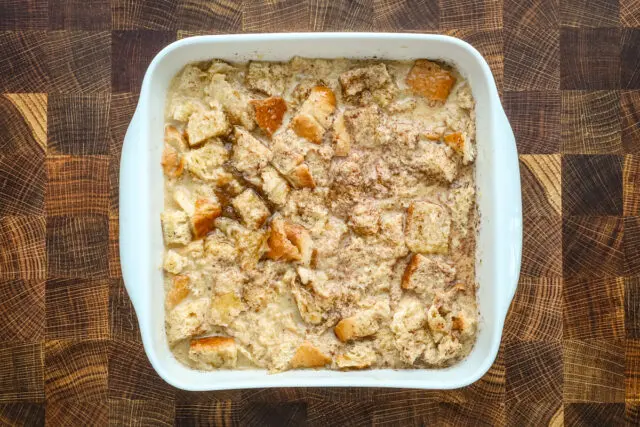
[160,57,478,372]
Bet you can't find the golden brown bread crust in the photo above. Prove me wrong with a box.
[401,253,420,289]
[288,164,316,189]
[191,198,222,239]
[443,131,464,154]
[266,217,313,264]
[189,336,235,350]
[290,341,331,368]
[166,275,190,310]
[291,113,325,144]
[250,96,287,136]
[405,59,456,103]
[334,317,356,342]
[161,144,184,178]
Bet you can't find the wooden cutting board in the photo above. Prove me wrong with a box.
[0,1,638,425]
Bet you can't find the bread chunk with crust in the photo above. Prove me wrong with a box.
[250,96,287,136]
[231,189,270,230]
[405,201,451,254]
[406,59,456,103]
[402,254,456,299]
[188,336,237,369]
[246,61,289,96]
[290,341,331,368]
[336,344,376,369]
[161,210,192,246]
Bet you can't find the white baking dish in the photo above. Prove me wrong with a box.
[120,33,522,391]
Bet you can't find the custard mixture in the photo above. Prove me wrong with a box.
[160,57,477,372]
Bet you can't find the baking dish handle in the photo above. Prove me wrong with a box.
[119,108,146,312]
[496,111,522,319]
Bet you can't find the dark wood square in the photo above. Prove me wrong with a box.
[108,339,175,400]
[109,399,175,426]
[505,277,562,341]
[111,0,178,30]
[624,155,640,216]
[44,339,108,403]
[0,403,45,426]
[562,155,623,215]
[310,0,373,31]
[621,91,640,154]
[0,280,45,342]
[621,0,640,26]
[561,91,622,154]
[243,0,311,32]
[437,401,505,426]
[564,403,626,425]
[503,0,558,28]
[47,93,110,155]
[0,31,50,92]
[46,215,109,278]
[627,339,640,400]
[45,155,109,216]
[445,29,503,93]
[504,92,561,154]
[505,341,563,404]
[0,0,48,30]
[627,401,640,425]
[560,0,620,27]
[111,30,176,93]
[564,340,625,402]
[0,216,46,280]
[109,280,140,342]
[0,343,44,403]
[177,0,243,32]
[48,0,111,30]
[626,276,640,339]
[47,31,111,93]
[520,155,562,217]
[625,217,640,275]
[372,0,438,31]
[45,278,109,340]
[560,28,620,90]
[563,277,625,340]
[505,27,559,90]
[108,215,121,278]
[563,216,624,277]
[522,214,562,277]
[622,29,640,89]
[46,400,108,426]
[0,95,46,216]
[440,0,502,29]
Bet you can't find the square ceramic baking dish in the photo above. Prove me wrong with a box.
[120,32,522,391]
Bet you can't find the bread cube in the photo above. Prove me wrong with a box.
[402,254,456,299]
[177,64,207,95]
[334,307,383,342]
[161,210,192,246]
[161,144,184,178]
[332,112,351,156]
[209,292,244,326]
[270,130,306,175]
[215,217,267,270]
[246,61,289,96]
[165,275,191,310]
[287,163,316,189]
[232,127,273,176]
[164,125,188,151]
[391,296,427,333]
[405,201,451,254]
[260,166,290,206]
[291,284,324,325]
[186,105,230,145]
[267,216,313,265]
[348,202,380,235]
[339,63,393,98]
[406,59,456,103]
[165,297,209,344]
[413,140,458,182]
[184,141,230,182]
[336,344,376,369]
[204,230,237,264]
[343,105,380,148]
[191,198,222,239]
[444,131,475,165]
[290,341,331,368]
[250,96,287,136]
[299,86,336,128]
[163,250,188,274]
[291,113,325,144]
[206,73,254,130]
[188,336,237,369]
[232,189,270,230]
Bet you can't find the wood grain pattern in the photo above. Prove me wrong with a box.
[504,93,561,154]
[563,339,625,402]
[563,277,625,340]
[0,1,638,424]
[505,26,560,90]
[44,339,109,403]
[0,280,45,342]
[504,277,563,341]
[561,91,622,154]
[621,92,640,154]
[45,278,110,340]
[311,0,373,31]
[520,155,562,215]
[560,28,621,90]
